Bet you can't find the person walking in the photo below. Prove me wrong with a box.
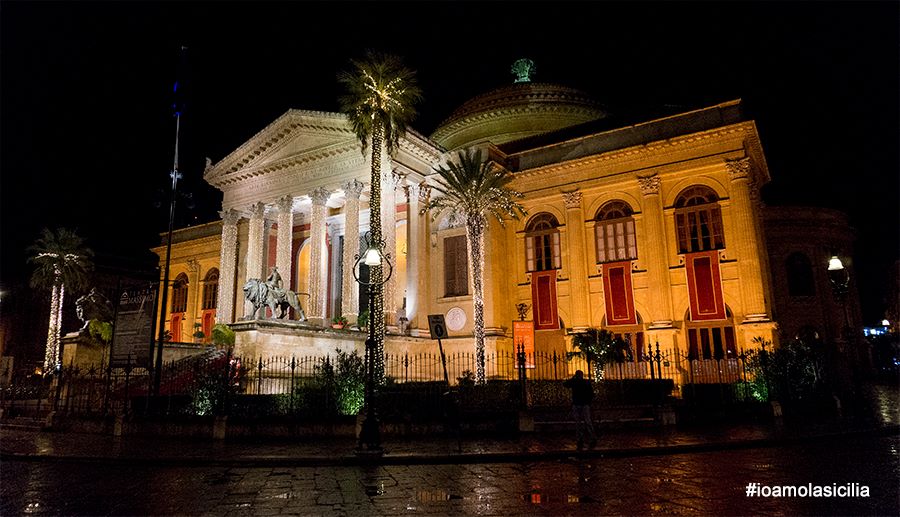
[563,369,597,450]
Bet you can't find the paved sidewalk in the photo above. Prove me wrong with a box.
[2,418,897,467]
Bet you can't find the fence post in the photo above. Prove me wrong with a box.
[404,353,409,383]
[123,353,132,417]
[290,356,296,414]
[516,343,527,409]
[655,342,663,381]
[648,342,655,380]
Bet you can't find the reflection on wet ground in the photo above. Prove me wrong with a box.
[2,434,897,515]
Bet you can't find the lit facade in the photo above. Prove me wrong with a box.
[153,77,788,377]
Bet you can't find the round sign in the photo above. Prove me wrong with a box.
[446,307,466,331]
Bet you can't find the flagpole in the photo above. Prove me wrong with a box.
[154,46,186,399]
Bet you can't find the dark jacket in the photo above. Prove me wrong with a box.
[563,376,594,406]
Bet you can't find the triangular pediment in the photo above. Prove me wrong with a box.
[205,110,359,186]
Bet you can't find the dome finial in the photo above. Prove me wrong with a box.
[511,58,536,83]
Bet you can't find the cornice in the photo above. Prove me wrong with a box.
[512,121,759,181]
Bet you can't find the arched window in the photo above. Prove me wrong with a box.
[595,201,637,263]
[674,186,725,253]
[202,268,219,310]
[525,213,561,272]
[171,273,189,314]
[786,252,815,297]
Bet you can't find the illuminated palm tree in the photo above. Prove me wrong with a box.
[424,149,526,384]
[339,51,422,384]
[28,228,93,373]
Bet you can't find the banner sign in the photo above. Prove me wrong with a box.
[512,320,535,368]
[110,284,157,368]
[531,271,559,330]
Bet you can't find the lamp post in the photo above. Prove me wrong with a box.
[827,255,852,342]
[353,231,392,456]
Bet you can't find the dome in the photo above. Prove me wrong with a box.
[430,81,607,151]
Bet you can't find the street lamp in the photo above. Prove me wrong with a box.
[353,231,393,456]
[827,255,852,336]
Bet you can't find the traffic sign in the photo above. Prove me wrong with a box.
[427,314,448,339]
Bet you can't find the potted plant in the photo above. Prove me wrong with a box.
[331,315,348,330]
[192,322,205,343]
[356,310,369,332]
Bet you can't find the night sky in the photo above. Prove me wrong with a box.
[1,1,897,324]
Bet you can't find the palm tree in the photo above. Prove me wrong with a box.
[28,228,93,373]
[567,328,625,380]
[424,149,527,384]
[338,51,422,384]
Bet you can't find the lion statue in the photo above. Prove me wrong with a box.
[75,288,115,330]
[242,278,307,321]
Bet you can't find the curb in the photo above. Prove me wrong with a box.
[2,425,896,467]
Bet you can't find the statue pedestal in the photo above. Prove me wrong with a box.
[61,332,107,369]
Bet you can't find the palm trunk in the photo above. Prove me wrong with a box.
[369,121,385,385]
[467,217,486,384]
[44,281,61,373]
[57,283,65,370]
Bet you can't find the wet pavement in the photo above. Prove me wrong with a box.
[2,432,897,515]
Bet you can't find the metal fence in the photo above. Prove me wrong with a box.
[1,347,761,419]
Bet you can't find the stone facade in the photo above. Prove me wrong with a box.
[150,78,856,383]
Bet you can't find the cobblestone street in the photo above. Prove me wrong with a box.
[3,433,897,516]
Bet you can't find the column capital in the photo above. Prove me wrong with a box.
[187,258,200,273]
[562,190,583,209]
[637,175,661,195]
[725,157,752,181]
[310,187,330,206]
[342,179,365,200]
[248,202,266,218]
[276,195,294,213]
[220,208,241,226]
[415,182,431,203]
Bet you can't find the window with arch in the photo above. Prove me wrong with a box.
[595,201,637,263]
[202,268,219,310]
[525,213,561,272]
[786,252,815,297]
[171,273,189,314]
[674,185,725,254]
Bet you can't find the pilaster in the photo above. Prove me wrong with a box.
[638,175,674,328]
[725,157,769,322]
[562,190,590,330]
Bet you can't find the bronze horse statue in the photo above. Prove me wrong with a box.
[242,278,307,321]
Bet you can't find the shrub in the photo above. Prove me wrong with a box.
[211,324,235,348]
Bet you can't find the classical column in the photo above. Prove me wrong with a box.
[243,202,266,319]
[381,163,399,326]
[638,175,674,327]
[341,179,365,322]
[725,157,769,321]
[307,187,330,323]
[217,209,241,324]
[562,190,590,330]
[405,182,425,328]
[414,183,431,334]
[276,196,294,289]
